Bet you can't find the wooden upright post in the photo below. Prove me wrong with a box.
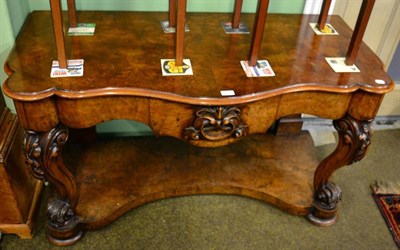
[248,0,270,66]
[67,0,77,28]
[175,0,186,66]
[317,0,332,31]
[232,0,244,29]
[50,0,68,69]
[345,0,375,65]
[169,0,177,27]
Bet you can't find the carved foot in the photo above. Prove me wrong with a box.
[46,198,83,246]
[307,182,342,226]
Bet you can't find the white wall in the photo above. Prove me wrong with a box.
[333,0,400,69]
[6,0,30,37]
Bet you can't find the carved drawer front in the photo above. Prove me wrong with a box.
[185,106,248,141]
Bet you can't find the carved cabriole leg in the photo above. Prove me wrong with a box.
[24,124,83,245]
[307,114,372,226]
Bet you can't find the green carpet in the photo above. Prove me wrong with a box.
[1,129,399,249]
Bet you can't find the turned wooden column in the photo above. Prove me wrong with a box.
[248,0,270,66]
[175,0,187,66]
[50,0,68,69]
[67,0,77,28]
[232,0,244,29]
[317,0,332,30]
[345,0,375,65]
[169,0,177,27]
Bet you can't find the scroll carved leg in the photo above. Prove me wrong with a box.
[308,114,372,226]
[24,124,83,245]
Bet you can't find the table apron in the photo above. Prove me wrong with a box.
[14,90,383,142]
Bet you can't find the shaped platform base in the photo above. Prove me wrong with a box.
[62,132,319,231]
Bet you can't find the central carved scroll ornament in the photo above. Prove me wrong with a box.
[185,106,248,141]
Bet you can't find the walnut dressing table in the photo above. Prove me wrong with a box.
[2,1,394,246]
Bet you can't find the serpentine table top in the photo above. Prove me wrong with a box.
[4,11,393,103]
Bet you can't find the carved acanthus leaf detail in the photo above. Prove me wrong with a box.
[23,125,69,182]
[185,106,248,141]
[333,115,372,164]
[24,130,45,181]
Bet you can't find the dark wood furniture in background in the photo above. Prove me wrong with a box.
[0,94,43,239]
[2,0,394,246]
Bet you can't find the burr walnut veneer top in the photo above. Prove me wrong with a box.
[4,11,393,104]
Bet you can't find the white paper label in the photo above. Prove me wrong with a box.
[220,90,236,96]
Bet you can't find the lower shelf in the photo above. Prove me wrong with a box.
[65,132,319,230]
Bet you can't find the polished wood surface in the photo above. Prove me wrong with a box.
[3,12,393,102]
[232,0,244,29]
[248,0,270,66]
[345,0,375,65]
[175,0,186,66]
[3,11,394,246]
[67,0,77,28]
[49,0,67,68]
[168,0,176,27]
[317,0,332,30]
[0,99,43,239]
[67,132,317,229]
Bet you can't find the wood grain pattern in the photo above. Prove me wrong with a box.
[2,11,395,245]
[68,132,318,230]
[0,104,43,239]
[3,12,393,102]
